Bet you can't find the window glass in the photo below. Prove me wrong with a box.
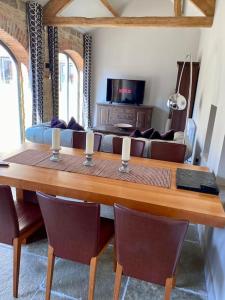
[59,53,81,124]
[59,53,68,122]
[0,44,21,154]
[68,57,78,121]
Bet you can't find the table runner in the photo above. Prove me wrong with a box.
[6,149,171,188]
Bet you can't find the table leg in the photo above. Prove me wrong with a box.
[15,189,27,243]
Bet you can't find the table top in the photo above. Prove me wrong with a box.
[1,143,225,227]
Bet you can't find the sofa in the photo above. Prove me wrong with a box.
[25,122,192,160]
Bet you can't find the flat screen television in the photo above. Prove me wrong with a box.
[106,78,145,105]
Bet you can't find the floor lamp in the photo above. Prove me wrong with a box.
[167,54,193,143]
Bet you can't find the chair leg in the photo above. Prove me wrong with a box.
[113,262,123,300]
[46,246,55,300]
[164,277,175,300]
[13,238,22,298]
[113,244,117,272]
[172,277,176,288]
[88,257,98,300]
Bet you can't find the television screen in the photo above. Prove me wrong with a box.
[106,78,145,105]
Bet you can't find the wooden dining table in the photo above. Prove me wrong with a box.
[0,142,225,228]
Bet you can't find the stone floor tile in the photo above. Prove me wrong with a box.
[95,245,127,300]
[42,246,126,300]
[124,278,207,300]
[0,244,47,300]
[23,238,48,257]
[0,231,207,300]
[123,239,206,300]
[185,224,199,243]
[176,241,206,294]
[30,289,78,300]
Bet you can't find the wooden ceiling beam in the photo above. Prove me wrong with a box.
[43,16,213,28]
[174,0,182,16]
[43,0,74,17]
[189,0,215,16]
[100,0,119,17]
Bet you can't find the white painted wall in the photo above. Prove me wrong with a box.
[193,0,225,175]
[91,0,200,131]
[192,0,225,299]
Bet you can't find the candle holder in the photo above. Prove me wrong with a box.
[119,160,130,173]
[83,153,94,167]
[50,148,62,162]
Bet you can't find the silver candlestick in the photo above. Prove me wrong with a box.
[83,153,94,167]
[119,160,130,173]
[50,148,62,162]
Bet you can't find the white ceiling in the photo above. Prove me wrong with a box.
[29,0,203,17]
[25,0,202,33]
[61,0,113,18]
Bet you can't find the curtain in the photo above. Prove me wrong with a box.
[48,26,59,118]
[83,34,93,128]
[26,1,44,125]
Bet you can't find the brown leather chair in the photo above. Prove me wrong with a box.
[151,141,186,163]
[23,189,38,204]
[0,185,43,298]
[37,192,114,300]
[72,131,102,151]
[113,137,145,157]
[113,205,188,300]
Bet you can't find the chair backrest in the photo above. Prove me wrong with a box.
[151,141,186,163]
[72,131,102,152]
[37,192,101,264]
[114,204,188,285]
[23,190,38,204]
[0,185,19,245]
[113,137,145,157]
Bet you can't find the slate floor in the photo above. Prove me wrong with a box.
[0,223,207,300]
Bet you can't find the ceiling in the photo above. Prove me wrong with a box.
[23,0,205,32]
[24,0,203,17]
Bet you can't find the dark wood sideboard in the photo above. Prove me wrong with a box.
[96,103,153,130]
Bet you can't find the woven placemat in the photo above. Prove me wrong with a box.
[6,149,171,188]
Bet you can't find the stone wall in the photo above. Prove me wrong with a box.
[0,0,28,66]
[0,0,84,122]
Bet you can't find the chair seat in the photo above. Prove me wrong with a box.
[15,201,42,235]
[98,217,114,252]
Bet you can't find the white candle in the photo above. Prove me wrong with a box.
[86,130,94,154]
[52,128,61,149]
[122,137,131,161]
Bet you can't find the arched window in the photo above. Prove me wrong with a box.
[0,42,22,154]
[59,53,83,124]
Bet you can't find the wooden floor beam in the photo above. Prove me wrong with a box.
[43,16,213,28]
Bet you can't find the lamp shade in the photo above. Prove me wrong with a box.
[167,93,187,111]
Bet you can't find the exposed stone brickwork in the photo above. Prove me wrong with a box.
[59,28,84,71]
[0,0,84,122]
[59,28,83,58]
[0,1,28,65]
